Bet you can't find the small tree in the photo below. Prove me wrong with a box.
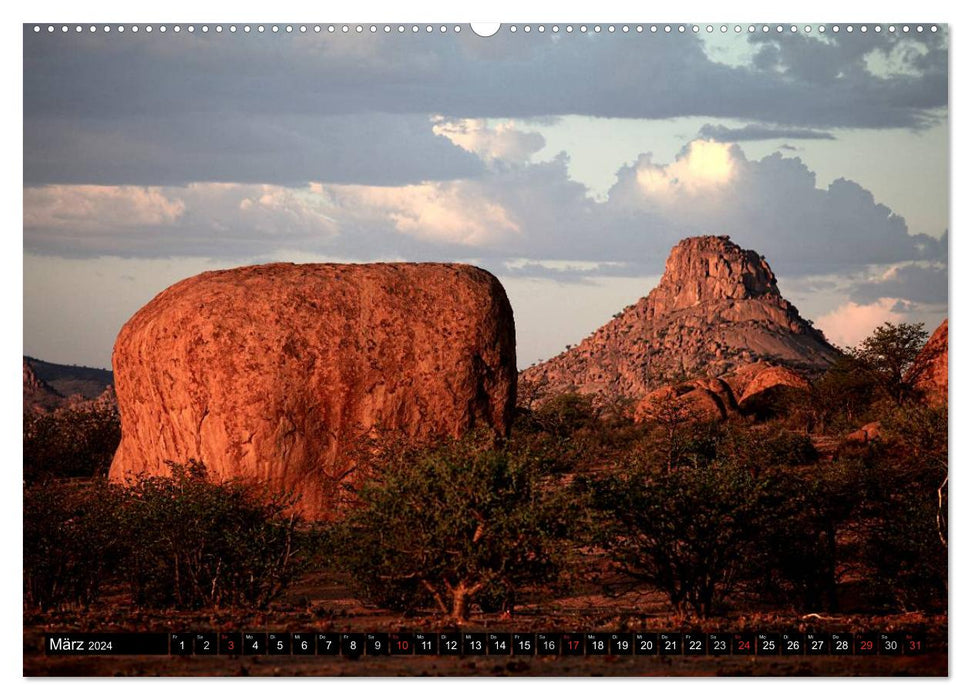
[638,393,709,472]
[810,354,881,432]
[592,463,764,618]
[750,464,863,612]
[860,404,947,611]
[530,392,599,437]
[333,437,572,622]
[850,322,929,405]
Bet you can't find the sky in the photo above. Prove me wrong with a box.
[22,23,949,370]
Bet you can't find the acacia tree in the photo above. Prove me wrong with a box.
[334,437,573,622]
[639,392,707,472]
[850,322,929,405]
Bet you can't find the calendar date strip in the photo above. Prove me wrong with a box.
[46,631,926,657]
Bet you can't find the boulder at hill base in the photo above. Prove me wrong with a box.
[109,263,517,520]
[906,318,948,406]
[521,236,839,404]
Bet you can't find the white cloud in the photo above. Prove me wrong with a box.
[635,140,737,196]
[237,185,340,236]
[864,40,930,79]
[324,182,522,247]
[431,117,546,165]
[23,185,185,231]
[815,297,907,348]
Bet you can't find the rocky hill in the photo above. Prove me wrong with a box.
[23,359,65,413]
[23,356,115,413]
[24,356,113,399]
[520,236,839,403]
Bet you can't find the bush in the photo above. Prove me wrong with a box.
[810,355,882,433]
[24,464,306,611]
[23,401,121,482]
[687,421,818,477]
[590,463,764,618]
[864,485,947,611]
[332,436,574,621]
[855,406,947,611]
[528,392,600,437]
[24,479,127,611]
[748,464,863,612]
[119,461,303,609]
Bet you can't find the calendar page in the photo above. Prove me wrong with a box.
[22,18,948,678]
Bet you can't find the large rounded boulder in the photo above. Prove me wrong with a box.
[109,263,517,520]
[736,365,810,417]
[634,377,736,424]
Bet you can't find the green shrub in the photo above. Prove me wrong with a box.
[119,461,303,609]
[529,392,599,437]
[25,463,306,611]
[762,430,818,467]
[23,479,127,611]
[863,486,947,612]
[23,401,121,482]
[748,464,863,612]
[332,436,574,621]
[590,463,764,618]
[711,422,818,475]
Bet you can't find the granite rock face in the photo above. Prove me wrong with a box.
[521,236,838,404]
[109,263,517,520]
[906,318,948,406]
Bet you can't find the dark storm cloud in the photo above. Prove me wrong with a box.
[698,123,835,141]
[24,113,485,186]
[23,26,947,186]
[850,263,948,305]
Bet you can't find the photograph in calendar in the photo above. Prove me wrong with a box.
[22,22,948,676]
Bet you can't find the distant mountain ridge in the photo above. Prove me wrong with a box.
[23,356,114,412]
[520,235,840,403]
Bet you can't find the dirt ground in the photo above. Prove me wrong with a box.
[23,571,947,677]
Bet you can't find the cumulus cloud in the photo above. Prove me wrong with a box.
[25,183,341,258]
[23,185,185,231]
[326,182,522,247]
[634,140,737,196]
[606,141,936,274]
[815,297,908,348]
[431,117,545,164]
[864,38,932,79]
[23,136,944,281]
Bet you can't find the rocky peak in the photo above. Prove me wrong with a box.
[521,235,839,404]
[646,236,780,318]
